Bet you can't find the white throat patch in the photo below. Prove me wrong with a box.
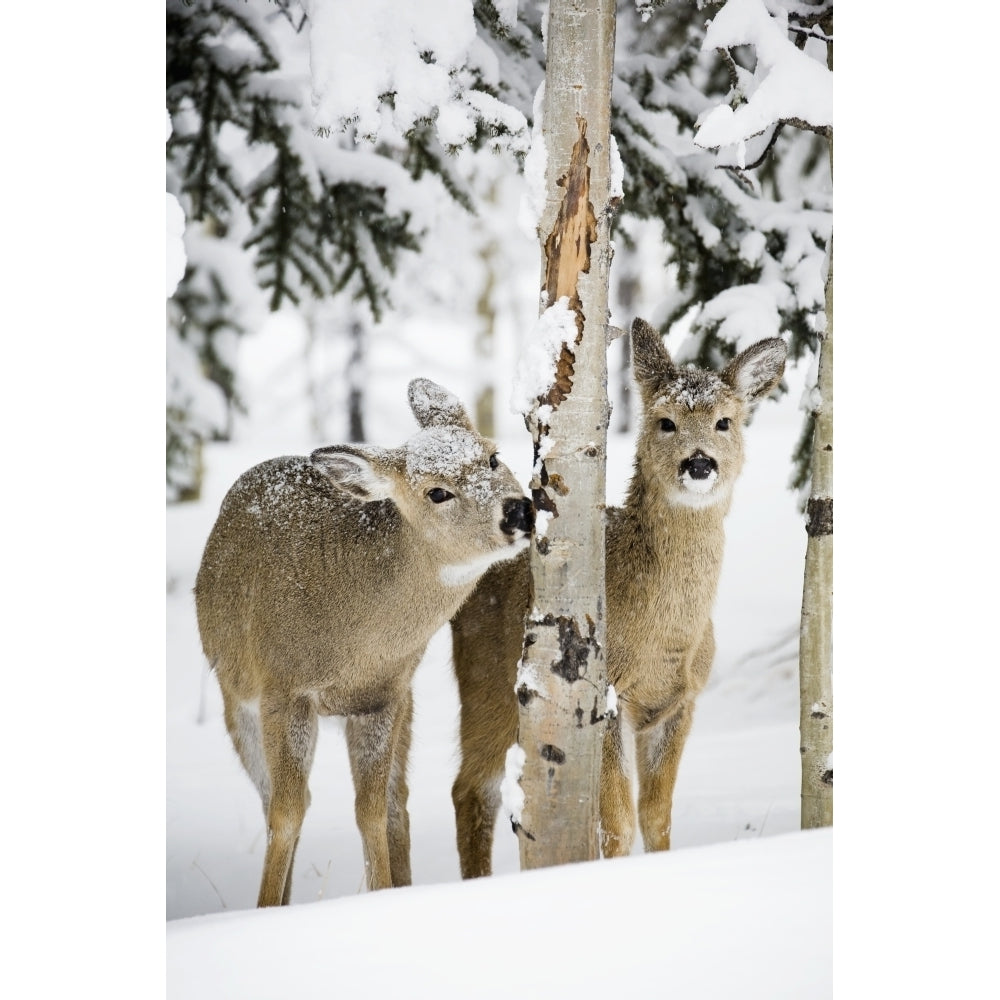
[439,535,530,587]
[673,471,729,509]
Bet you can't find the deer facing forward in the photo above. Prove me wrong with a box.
[195,379,533,905]
[450,318,786,876]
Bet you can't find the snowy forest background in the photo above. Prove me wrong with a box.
[165,0,832,505]
[4,0,995,997]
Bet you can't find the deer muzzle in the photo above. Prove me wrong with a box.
[679,450,718,481]
[501,497,535,537]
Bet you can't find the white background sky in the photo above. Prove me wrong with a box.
[2,3,997,997]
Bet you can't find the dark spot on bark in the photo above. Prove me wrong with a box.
[823,443,832,451]
[810,710,826,719]
[532,487,558,516]
[821,769,833,786]
[548,473,569,497]
[590,695,605,725]
[585,445,598,458]
[550,616,595,682]
[806,496,833,537]
[575,704,585,728]
[535,536,550,555]
[516,684,536,707]
[511,819,536,841]
[540,744,566,765]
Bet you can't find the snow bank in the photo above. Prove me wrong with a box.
[167,829,832,999]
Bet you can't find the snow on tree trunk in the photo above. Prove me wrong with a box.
[799,117,833,830]
[514,0,617,870]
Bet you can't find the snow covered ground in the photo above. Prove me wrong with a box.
[165,334,833,996]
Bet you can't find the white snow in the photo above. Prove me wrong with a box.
[609,133,625,200]
[492,0,519,33]
[510,296,578,416]
[500,741,527,828]
[164,356,838,999]
[518,82,549,239]
[165,110,186,298]
[694,0,832,157]
[165,193,186,298]
[605,683,618,718]
[305,0,526,153]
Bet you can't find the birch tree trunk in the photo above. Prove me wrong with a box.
[799,22,833,827]
[515,0,617,870]
[799,232,832,828]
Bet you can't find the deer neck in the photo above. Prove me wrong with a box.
[621,463,729,570]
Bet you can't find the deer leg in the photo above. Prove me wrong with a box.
[255,692,317,907]
[346,699,409,891]
[635,703,694,853]
[386,688,413,887]
[450,554,528,878]
[599,711,635,857]
[451,680,515,879]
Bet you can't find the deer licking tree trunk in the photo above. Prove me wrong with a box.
[195,380,533,906]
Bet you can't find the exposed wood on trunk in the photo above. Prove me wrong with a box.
[516,0,617,872]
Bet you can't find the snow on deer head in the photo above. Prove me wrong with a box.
[630,318,786,510]
[310,378,534,582]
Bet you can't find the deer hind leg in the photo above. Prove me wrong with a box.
[451,553,528,878]
[254,691,318,907]
[346,697,412,891]
[600,711,636,857]
[635,703,695,853]
[451,692,514,878]
[451,650,517,879]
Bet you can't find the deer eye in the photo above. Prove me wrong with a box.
[659,418,676,433]
[427,488,454,504]
[716,418,731,431]
[489,453,499,470]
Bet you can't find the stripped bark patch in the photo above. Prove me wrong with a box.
[540,115,598,409]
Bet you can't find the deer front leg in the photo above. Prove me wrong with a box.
[599,711,635,857]
[256,692,317,907]
[635,703,695,852]
[346,698,411,891]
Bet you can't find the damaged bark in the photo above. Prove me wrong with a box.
[516,0,617,872]
[540,117,599,409]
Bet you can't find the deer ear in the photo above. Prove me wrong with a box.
[408,379,475,431]
[630,318,675,399]
[722,338,787,402]
[311,445,400,502]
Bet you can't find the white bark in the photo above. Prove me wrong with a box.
[515,0,618,870]
[799,85,833,827]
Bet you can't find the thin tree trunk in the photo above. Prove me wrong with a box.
[799,17,833,825]
[515,0,617,871]
[347,318,365,442]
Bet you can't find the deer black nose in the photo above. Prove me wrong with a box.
[501,497,535,536]
[680,452,717,480]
